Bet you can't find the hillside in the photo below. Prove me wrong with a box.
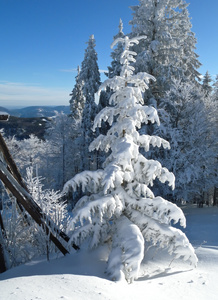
[0,105,70,118]
[9,106,70,118]
[0,105,70,140]
[0,116,50,140]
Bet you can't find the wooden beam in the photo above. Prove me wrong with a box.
[0,162,69,256]
[0,132,79,251]
[0,133,25,189]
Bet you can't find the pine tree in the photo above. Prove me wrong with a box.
[157,80,217,201]
[107,19,125,79]
[64,36,197,283]
[202,71,213,98]
[129,0,201,100]
[69,66,85,121]
[79,35,101,170]
[45,112,77,189]
[212,74,218,101]
[80,35,101,104]
[99,19,125,134]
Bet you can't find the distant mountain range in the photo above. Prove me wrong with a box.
[0,105,70,118]
[0,105,71,140]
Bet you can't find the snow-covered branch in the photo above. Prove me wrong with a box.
[65,35,197,282]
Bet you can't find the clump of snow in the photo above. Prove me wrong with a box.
[107,216,144,283]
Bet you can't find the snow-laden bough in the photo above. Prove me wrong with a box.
[64,35,198,283]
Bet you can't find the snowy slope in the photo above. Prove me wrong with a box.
[0,205,218,300]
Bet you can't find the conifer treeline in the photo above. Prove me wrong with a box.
[2,0,218,205]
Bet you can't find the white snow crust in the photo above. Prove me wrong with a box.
[0,205,218,300]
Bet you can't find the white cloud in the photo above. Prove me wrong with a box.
[0,81,69,107]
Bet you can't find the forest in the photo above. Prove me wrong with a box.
[0,0,218,286]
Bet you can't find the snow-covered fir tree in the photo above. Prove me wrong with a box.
[155,80,217,201]
[79,35,101,104]
[100,19,125,114]
[69,66,85,120]
[129,0,201,101]
[202,71,213,98]
[98,20,125,134]
[45,112,78,189]
[64,36,197,283]
[68,65,87,177]
[79,35,101,170]
[212,74,218,101]
[107,19,125,79]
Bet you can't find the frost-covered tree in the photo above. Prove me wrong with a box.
[64,36,197,283]
[202,71,213,98]
[129,0,201,100]
[99,20,125,135]
[107,19,125,79]
[45,112,78,189]
[1,167,69,267]
[4,134,47,178]
[80,35,101,105]
[69,66,85,121]
[79,35,101,170]
[156,80,217,201]
[212,74,218,101]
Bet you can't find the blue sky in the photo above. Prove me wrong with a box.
[0,0,217,107]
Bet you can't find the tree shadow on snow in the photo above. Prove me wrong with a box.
[137,267,193,282]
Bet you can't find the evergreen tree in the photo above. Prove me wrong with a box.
[64,36,197,283]
[202,71,213,98]
[99,19,125,135]
[45,112,77,189]
[212,74,218,101]
[129,0,201,101]
[156,80,217,201]
[69,66,85,121]
[79,35,101,170]
[68,66,86,177]
[107,19,125,79]
[79,34,100,111]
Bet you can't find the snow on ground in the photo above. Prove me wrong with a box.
[0,205,218,300]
